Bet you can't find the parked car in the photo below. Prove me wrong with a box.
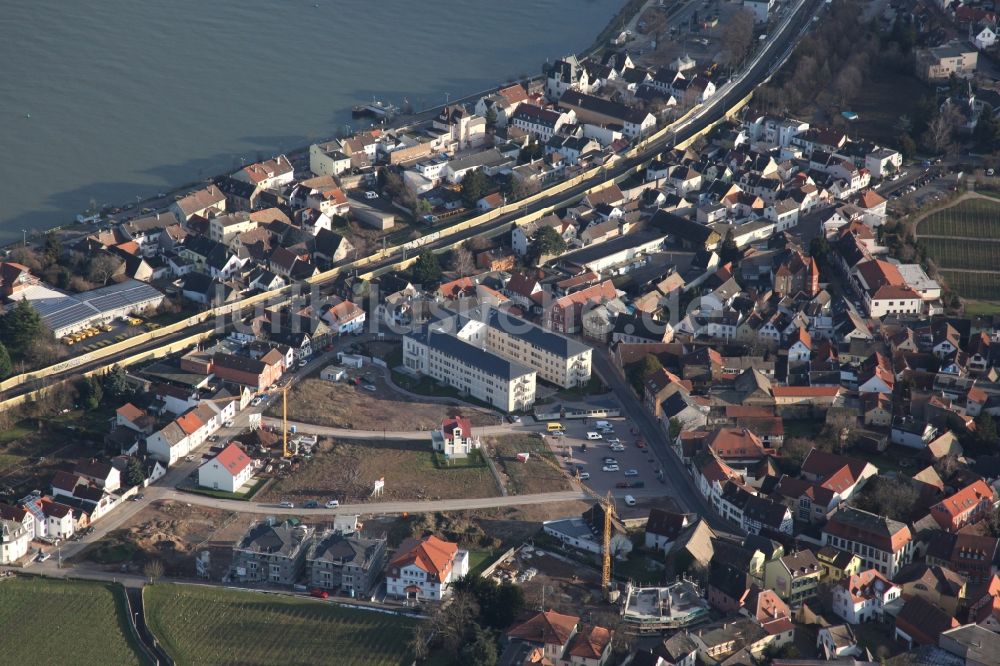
[36,552,51,562]
[251,397,262,407]
[362,384,377,392]
[602,465,620,472]
[280,501,294,509]
[586,432,603,440]
[624,469,638,477]
[602,457,618,464]
[207,435,219,442]
[224,420,235,428]
[624,495,637,506]
[610,445,625,452]
[310,589,330,599]
[304,500,319,508]
[184,455,195,462]
[325,499,340,508]
[578,472,590,480]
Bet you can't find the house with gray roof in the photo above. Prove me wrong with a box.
[307,531,387,597]
[231,521,313,585]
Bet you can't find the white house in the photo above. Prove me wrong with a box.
[198,443,255,493]
[321,298,366,335]
[832,569,901,624]
[974,24,997,50]
[145,421,192,466]
[0,519,30,564]
[890,417,938,449]
[386,535,469,601]
[430,416,481,459]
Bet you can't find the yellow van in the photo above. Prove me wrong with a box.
[547,422,564,432]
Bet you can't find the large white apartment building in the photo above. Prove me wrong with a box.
[403,307,593,412]
[403,328,536,413]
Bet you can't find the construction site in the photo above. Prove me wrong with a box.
[621,579,712,633]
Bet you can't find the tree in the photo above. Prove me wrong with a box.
[922,107,957,155]
[974,414,999,452]
[412,251,442,285]
[449,246,475,277]
[103,365,131,400]
[973,111,1000,152]
[511,177,541,201]
[143,559,164,583]
[76,377,103,410]
[851,477,920,522]
[518,141,543,164]
[719,229,741,264]
[86,253,122,286]
[460,168,491,207]
[668,417,682,441]
[452,575,525,630]
[457,624,497,666]
[721,9,755,67]
[626,353,663,394]
[529,226,566,261]
[809,235,830,263]
[125,456,146,487]
[43,233,62,266]
[898,133,917,160]
[484,106,498,130]
[0,343,11,380]
[0,298,46,361]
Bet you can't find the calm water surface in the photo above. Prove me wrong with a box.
[0,0,618,242]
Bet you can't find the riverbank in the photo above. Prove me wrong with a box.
[6,0,648,252]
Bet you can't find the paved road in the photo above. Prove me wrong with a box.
[261,418,539,441]
[592,349,738,535]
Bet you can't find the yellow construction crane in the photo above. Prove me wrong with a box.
[536,448,617,595]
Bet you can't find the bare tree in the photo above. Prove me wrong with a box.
[143,559,165,583]
[923,107,959,155]
[87,254,122,286]
[721,10,755,67]
[450,247,475,277]
[465,236,493,252]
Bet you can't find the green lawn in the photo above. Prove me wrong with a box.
[144,584,418,666]
[0,577,148,665]
[941,270,1000,302]
[964,299,1000,316]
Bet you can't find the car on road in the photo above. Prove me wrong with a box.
[586,432,603,440]
[602,465,620,472]
[606,438,621,445]
[624,469,638,477]
[280,501,294,509]
[207,435,219,442]
[609,445,625,452]
[298,359,307,368]
[325,499,340,508]
[624,495,636,506]
[224,420,235,428]
[550,430,564,437]
[184,455,195,462]
[310,589,329,599]
[251,397,262,407]
[578,472,590,480]
[636,440,646,449]
[304,500,319,508]
[36,552,51,562]
[362,384,377,392]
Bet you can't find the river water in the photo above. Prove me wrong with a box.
[0,0,618,243]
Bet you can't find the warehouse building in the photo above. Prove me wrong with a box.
[14,279,164,338]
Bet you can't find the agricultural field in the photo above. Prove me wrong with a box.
[258,437,500,504]
[920,238,1000,272]
[0,577,147,665]
[145,583,418,666]
[918,197,1000,238]
[938,270,1000,301]
[918,197,1000,303]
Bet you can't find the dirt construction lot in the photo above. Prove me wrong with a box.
[258,437,501,504]
[268,371,498,431]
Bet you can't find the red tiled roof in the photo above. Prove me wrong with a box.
[771,386,840,397]
[116,403,145,422]
[211,443,252,477]
[508,610,578,647]
[389,535,458,582]
[441,416,473,438]
[931,480,996,527]
[175,411,204,436]
[566,625,612,658]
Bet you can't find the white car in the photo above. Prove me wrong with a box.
[250,397,262,407]
[224,420,235,428]
[279,501,294,509]
[362,384,377,392]
[325,499,340,508]
[586,432,603,440]
[602,465,620,472]
[578,472,590,481]
[624,495,636,506]
[36,551,51,562]
[364,191,379,199]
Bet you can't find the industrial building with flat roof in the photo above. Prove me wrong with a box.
[15,279,164,338]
